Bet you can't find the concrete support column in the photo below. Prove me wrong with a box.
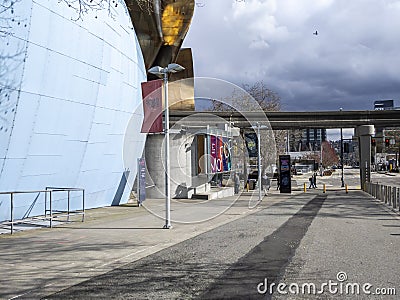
[145,134,195,199]
[355,125,374,190]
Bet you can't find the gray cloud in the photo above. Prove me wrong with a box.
[184,0,400,111]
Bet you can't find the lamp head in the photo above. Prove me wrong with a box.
[148,66,165,76]
[167,63,185,73]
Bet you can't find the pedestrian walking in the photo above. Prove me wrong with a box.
[262,173,270,195]
[309,176,314,189]
[234,172,240,194]
[276,176,280,190]
[313,172,317,188]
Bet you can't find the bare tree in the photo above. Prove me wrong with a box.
[0,0,25,132]
[209,80,281,112]
[207,81,282,178]
[59,0,154,20]
[242,81,281,111]
[0,0,22,38]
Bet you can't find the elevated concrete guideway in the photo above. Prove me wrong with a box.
[170,109,400,189]
[169,109,400,129]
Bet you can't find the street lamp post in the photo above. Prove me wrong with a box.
[252,123,268,202]
[340,108,345,187]
[148,63,185,229]
[257,123,262,202]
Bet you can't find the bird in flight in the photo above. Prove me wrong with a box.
[313,30,318,35]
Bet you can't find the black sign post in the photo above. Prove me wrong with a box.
[137,158,146,205]
[279,155,291,193]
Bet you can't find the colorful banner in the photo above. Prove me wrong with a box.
[141,79,163,133]
[210,135,231,173]
[245,132,258,158]
[222,137,231,172]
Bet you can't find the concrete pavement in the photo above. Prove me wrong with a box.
[0,188,295,299]
[274,190,400,300]
[1,178,399,299]
[45,190,399,299]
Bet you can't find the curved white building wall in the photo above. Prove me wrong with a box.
[0,0,146,221]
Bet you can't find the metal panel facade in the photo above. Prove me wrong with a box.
[0,1,146,221]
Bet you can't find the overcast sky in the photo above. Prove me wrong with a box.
[183,0,400,113]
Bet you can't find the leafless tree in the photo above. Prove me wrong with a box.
[0,0,25,132]
[0,0,22,38]
[208,81,282,177]
[59,0,154,20]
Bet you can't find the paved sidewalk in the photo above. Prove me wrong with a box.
[3,177,397,299]
[274,190,400,300]
[0,189,300,300]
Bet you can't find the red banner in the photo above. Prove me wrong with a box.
[210,135,224,173]
[141,79,163,133]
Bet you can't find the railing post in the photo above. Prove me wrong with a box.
[10,193,14,235]
[49,191,53,228]
[67,190,70,221]
[45,188,47,218]
[82,189,85,222]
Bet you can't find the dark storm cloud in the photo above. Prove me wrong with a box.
[184,0,400,111]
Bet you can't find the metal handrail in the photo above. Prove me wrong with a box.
[45,187,85,227]
[0,187,85,234]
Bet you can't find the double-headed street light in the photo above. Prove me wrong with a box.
[148,63,185,229]
[340,108,345,187]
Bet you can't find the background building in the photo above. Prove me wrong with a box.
[288,129,327,152]
[374,100,394,110]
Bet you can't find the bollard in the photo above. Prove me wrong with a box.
[345,184,348,194]
[303,183,306,192]
[396,187,399,211]
[393,187,396,208]
[323,184,326,193]
[390,186,393,206]
[246,182,249,192]
[385,186,388,204]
